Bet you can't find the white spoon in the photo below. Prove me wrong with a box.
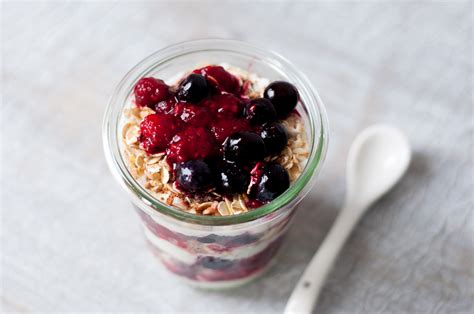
[284,125,411,314]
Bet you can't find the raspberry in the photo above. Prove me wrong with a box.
[202,94,244,118]
[167,127,216,163]
[155,97,177,114]
[194,65,241,94]
[172,103,212,127]
[134,77,170,108]
[210,118,250,143]
[139,113,181,154]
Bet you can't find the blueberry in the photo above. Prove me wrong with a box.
[200,256,234,270]
[197,234,218,243]
[260,122,288,155]
[175,160,213,193]
[215,161,250,194]
[249,162,290,202]
[227,233,261,246]
[176,74,209,103]
[244,98,276,125]
[223,131,266,164]
[263,81,299,119]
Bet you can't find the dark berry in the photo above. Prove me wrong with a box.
[197,234,218,243]
[260,122,288,155]
[210,118,250,144]
[167,127,216,163]
[244,98,276,125]
[172,102,212,127]
[194,65,241,94]
[214,161,250,194]
[223,131,266,164]
[248,162,290,202]
[246,199,264,209]
[134,77,170,108]
[201,94,244,118]
[155,97,177,114]
[175,160,213,193]
[139,113,181,154]
[264,81,299,118]
[200,256,234,270]
[176,74,209,103]
[227,233,261,246]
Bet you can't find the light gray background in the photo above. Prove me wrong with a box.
[2,1,473,313]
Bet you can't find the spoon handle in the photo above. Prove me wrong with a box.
[284,203,365,314]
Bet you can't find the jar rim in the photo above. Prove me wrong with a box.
[103,38,329,226]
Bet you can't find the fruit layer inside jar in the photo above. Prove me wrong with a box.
[121,64,309,216]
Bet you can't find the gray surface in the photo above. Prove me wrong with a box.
[2,1,473,313]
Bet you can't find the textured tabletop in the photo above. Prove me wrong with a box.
[2,1,473,313]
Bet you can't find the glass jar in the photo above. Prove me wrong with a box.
[103,39,328,288]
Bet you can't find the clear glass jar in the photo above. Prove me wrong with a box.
[103,39,328,288]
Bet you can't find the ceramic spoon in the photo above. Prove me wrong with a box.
[284,125,411,314]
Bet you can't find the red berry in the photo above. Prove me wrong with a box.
[155,97,177,114]
[139,113,181,154]
[172,103,212,127]
[167,127,216,163]
[194,65,241,94]
[134,77,170,108]
[210,118,250,144]
[202,94,244,118]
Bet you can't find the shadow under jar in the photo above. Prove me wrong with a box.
[103,39,328,288]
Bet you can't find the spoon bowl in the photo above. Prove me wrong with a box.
[346,125,411,208]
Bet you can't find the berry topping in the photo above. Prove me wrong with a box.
[134,77,170,108]
[223,131,266,164]
[210,118,250,144]
[202,94,244,118]
[155,97,177,114]
[129,67,305,210]
[263,81,299,118]
[139,113,181,154]
[172,103,211,127]
[244,98,277,126]
[260,122,288,155]
[248,162,290,202]
[167,127,216,163]
[194,65,241,94]
[214,161,250,194]
[175,160,214,193]
[176,74,209,103]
